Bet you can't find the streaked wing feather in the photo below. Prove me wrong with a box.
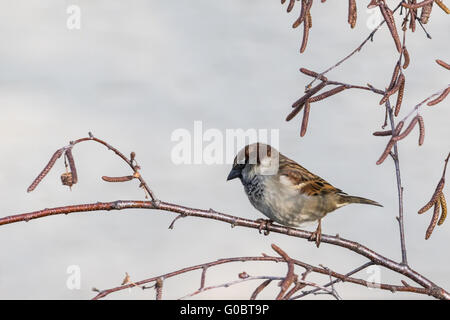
[279,155,345,196]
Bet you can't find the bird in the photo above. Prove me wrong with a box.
[227,143,382,247]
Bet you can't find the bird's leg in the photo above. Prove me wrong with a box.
[256,218,273,235]
[308,219,322,248]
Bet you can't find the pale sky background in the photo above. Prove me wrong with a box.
[0,1,448,299]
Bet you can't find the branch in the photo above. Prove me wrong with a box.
[90,244,432,300]
[2,198,449,300]
[304,1,404,88]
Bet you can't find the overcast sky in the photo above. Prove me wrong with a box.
[0,1,448,299]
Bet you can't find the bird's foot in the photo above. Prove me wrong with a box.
[256,219,273,236]
[308,220,322,248]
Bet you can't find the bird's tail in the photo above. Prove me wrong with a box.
[340,195,383,207]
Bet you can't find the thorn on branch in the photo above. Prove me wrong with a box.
[199,266,207,290]
[168,214,187,230]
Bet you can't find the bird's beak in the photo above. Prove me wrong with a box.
[227,168,242,181]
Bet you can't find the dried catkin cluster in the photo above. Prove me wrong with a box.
[418,154,450,239]
[281,0,360,53]
[402,0,450,28]
[282,1,448,54]
[285,68,349,137]
[374,58,449,166]
[27,140,140,191]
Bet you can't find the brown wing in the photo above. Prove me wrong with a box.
[278,154,345,196]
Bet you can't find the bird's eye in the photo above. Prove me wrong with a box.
[233,163,245,170]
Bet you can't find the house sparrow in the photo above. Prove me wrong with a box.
[227,143,382,246]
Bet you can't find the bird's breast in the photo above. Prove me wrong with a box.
[243,175,332,226]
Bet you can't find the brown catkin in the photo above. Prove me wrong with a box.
[65,148,78,184]
[435,0,450,14]
[291,81,327,109]
[380,74,404,105]
[250,280,272,300]
[409,5,417,32]
[299,68,328,82]
[394,76,405,116]
[300,13,310,53]
[286,104,305,121]
[348,0,357,28]
[436,59,450,70]
[309,85,346,102]
[373,130,393,136]
[427,87,450,106]
[425,200,440,240]
[102,175,135,182]
[438,193,447,225]
[417,115,425,146]
[27,148,64,192]
[419,178,446,214]
[293,0,307,28]
[379,2,402,52]
[418,200,435,214]
[388,62,401,90]
[300,100,311,137]
[287,0,296,13]
[403,46,410,69]
[395,121,405,135]
[376,139,396,165]
[393,116,418,142]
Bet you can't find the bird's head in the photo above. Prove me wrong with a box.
[227,143,280,181]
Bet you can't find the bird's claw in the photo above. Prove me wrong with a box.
[309,231,321,248]
[256,219,273,236]
[308,220,322,248]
